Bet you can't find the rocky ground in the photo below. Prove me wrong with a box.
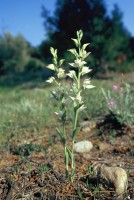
[0,115,133,200]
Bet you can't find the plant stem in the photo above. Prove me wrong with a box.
[63,121,69,179]
[71,108,79,182]
[71,67,81,182]
[65,145,69,178]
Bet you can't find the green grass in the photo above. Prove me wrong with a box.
[0,72,133,199]
[0,72,134,144]
[0,86,57,142]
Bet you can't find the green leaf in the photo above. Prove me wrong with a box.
[56,128,66,145]
[51,91,59,101]
[66,146,72,160]
[61,110,66,122]
[72,127,81,139]
[71,168,75,179]
[77,189,83,199]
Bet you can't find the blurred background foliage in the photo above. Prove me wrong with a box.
[0,0,134,85]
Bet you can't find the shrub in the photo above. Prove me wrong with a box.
[102,83,134,126]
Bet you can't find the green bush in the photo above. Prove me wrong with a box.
[0,32,30,74]
[115,61,134,73]
[102,83,134,126]
[24,58,44,72]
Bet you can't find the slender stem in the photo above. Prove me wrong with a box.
[63,119,69,179]
[71,66,81,182]
[71,108,79,182]
[77,68,81,90]
[64,145,69,178]
[63,121,65,137]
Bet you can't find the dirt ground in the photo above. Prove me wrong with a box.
[0,116,133,200]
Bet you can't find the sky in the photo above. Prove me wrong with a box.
[0,0,134,46]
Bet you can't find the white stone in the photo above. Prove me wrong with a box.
[80,120,96,132]
[95,164,128,196]
[74,140,93,153]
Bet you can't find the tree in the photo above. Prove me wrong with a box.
[102,5,131,73]
[41,0,108,56]
[129,36,134,59]
[0,32,30,75]
[41,0,132,74]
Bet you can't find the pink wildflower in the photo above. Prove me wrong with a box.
[108,99,115,107]
[112,85,119,91]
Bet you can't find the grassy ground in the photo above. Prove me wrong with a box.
[0,72,133,199]
[0,72,133,138]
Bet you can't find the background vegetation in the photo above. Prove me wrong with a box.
[0,0,134,86]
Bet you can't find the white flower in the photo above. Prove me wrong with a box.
[46,76,55,83]
[76,93,83,104]
[70,83,78,93]
[57,68,65,78]
[82,51,91,59]
[75,59,86,67]
[69,63,78,68]
[78,104,86,112]
[71,38,79,47]
[59,59,65,66]
[70,93,83,105]
[46,64,55,71]
[70,96,75,101]
[82,43,90,50]
[68,48,78,57]
[55,111,64,118]
[81,67,92,76]
[67,70,76,79]
[83,79,95,89]
[69,59,86,68]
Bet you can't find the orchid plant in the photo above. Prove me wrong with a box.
[46,30,95,182]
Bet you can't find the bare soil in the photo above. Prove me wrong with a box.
[0,116,133,200]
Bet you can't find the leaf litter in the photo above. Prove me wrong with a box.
[0,117,133,199]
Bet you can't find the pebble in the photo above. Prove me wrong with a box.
[95,164,128,196]
[74,140,93,153]
[80,121,96,132]
[97,142,111,151]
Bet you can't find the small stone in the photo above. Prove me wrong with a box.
[80,120,96,132]
[74,140,93,153]
[97,142,111,151]
[95,164,128,196]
